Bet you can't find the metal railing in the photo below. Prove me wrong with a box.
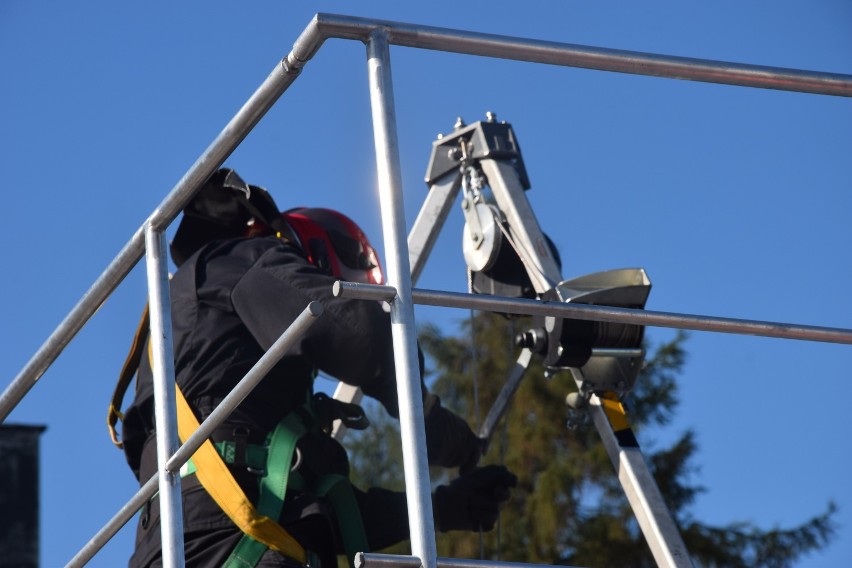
[1,13,850,568]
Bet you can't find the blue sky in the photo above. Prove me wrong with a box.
[2,2,851,566]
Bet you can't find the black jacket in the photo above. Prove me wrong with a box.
[122,236,411,567]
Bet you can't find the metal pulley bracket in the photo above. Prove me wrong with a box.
[420,114,559,300]
[424,115,530,189]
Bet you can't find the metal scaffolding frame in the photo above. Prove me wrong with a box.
[0,12,850,568]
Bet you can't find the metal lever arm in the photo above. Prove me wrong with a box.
[478,348,533,452]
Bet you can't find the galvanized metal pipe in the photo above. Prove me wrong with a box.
[366,30,438,568]
[4,9,850,423]
[66,302,323,567]
[334,282,852,345]
[412,288,852,345]
[144,225,185,568]
[5,11,849,423]
[311,13,852,97]
[333,280,397,303]
[356,552,581,568]
[7,12,851,567]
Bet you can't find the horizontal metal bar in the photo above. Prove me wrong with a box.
[356,553,581,568]
[334,282,852,345]
[592,348,645,358]
[356,553,422,568]
[65,302,323,567]
[416,288,852,345]
[333,280,397,302]
[310,13,852,97]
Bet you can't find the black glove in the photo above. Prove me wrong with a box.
[432,465,518,532]
[424,394,482,474]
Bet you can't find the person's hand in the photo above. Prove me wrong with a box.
[424,394,482,473]
[432,465,518,532]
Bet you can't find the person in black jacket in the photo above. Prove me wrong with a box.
[117,170,517,568]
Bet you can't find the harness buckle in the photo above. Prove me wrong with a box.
[290,447,303,473]
[232,427,249,469]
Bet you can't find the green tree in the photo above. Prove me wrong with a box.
[347,312,835,566]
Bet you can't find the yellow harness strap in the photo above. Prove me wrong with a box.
[173,374,306,563]
[110,302,305,563]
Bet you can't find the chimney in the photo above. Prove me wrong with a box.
[0,424,47,568]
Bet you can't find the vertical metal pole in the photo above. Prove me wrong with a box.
[366,30,437,568]
[144,224,185,568]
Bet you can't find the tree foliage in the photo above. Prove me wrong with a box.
[347,312,835,566]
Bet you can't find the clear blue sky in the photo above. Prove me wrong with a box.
[2,2,851,566]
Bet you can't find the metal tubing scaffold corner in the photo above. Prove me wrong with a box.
[0,11,847,568]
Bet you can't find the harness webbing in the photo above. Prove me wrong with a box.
[224,400,371,568]
[111,303,305,563]
[108,304,150,448]
[224,414,306,567]
[311,473,370,565]
[113,303,370,567]
[174,385,307,564]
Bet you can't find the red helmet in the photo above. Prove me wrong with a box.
[282,208,383,285]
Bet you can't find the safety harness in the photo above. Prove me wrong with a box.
[109,306,370,568]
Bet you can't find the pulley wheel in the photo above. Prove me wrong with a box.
[462,203,503,272]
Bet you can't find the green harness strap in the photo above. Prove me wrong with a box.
[113,305,369,567]
[224,414,305,568]
[180,441,268,477]
[222,408,370,568]
[311,473,370,566]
